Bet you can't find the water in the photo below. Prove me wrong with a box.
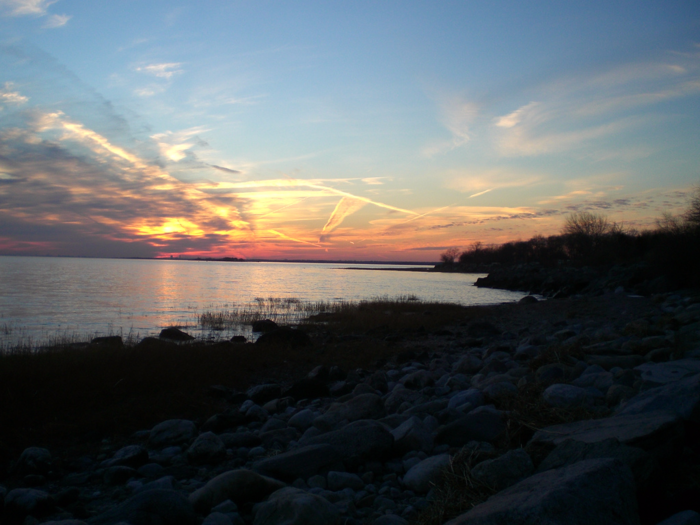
[0,256,528,348]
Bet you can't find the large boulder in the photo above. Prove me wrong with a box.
[391,416,434,455]
[187,432,226,464]
[253,445,342,482]
[104,445,149,468]
[253,487,339,525]
[4,488,54,522]
[470,448,534,492]
[255,328,311,347]
[302,419,394,465]
[435,406,506,446]
[149,420,197,448]
[247,384,282,404]
[402,454,451,493]
[89,489,197,525]
[14,447,52,475]
[314,393,386,430]
[543,384,602,408]
[188,469,285,514]
[159,327,194,341]
[616,372,700,421]
[445,459,639,525]
[634,360,700,387]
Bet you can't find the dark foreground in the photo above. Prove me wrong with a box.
[1,288,700,525]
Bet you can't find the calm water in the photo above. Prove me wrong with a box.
[0,256,528,348]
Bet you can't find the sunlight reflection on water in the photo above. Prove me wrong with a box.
[0,256,528,348]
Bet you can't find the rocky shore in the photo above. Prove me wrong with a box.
[2,288,700,525]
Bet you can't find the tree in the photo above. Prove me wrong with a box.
[684,186,700,229]
[562,212,611,237]
[440,247,461,264]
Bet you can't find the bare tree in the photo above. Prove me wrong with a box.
[562,212,611,237]
[684,186,700,228]
[440,247,461,264]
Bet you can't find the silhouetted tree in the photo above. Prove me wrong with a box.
[440,247,461,264]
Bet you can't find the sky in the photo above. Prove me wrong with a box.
[0,1,699,261]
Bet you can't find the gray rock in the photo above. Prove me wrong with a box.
[452,354,483,374]
[89,489,197,525]
[14,447,52,476]
[149,420,197,448]
[435,406,506,446]
[529,410,683,452]
[391,416,434,455]
[537,438,655,488]
[105,445,149,468]
[483,381,518,399]
[104,465,137,485]
[617,372,700,422]
[287,409,316,431]
[253,487,340,525]
[203,512,233,525]
[543,383,602,408]
[656,510,700,525]
[470,448,534,492]
[314,393,386,430]
[188,469,286,514]
[247,384,282,404]
[303,420,394,465]
[136,475,180,493]
[42,521,88,525]
[4,488,54,521]
[187,432,226,464]
[635,360,700,387]
[447,389,484,410]
[253,445,342,482]
[373,516,408,525]
[444,459,639,525]
[327,471,364,491]
[585,355,646,370]
[384,386,423,413]
[402,453,451,493]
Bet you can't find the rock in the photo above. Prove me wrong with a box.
[283,378,329,400]
[202,411,247,433]
[288,409,316,431]
[444,459,639,525]
[14,447,52,475]
[435,406,506,446]
[220,432,261,449]
[253,487,340,525]
[402,454,451,493]
[401,370,434,390]
[187,432,226,464]
[543,383,602,408]
[105,445,149,468]
[91,335,123,346]
[585,355,646,370]
[616,373,700,421]
[231,335,247,343]
[447,389,484,410]
[189,469,286,514]
[467,320,500,338]
[519,295,539,304]
[303,420,394,465]
[89,489,197,525]
[634,361,700,387]
[149,419,197,448]
[253,445,342,482]
[104,465,137,485]
[252,319,278,332]
[537,438,655,488]
[260,428,298,449]
[656,510,700,525]
[3,488,54,521]
[483,381,518,399]
[384,385,423,413]
[327,471,364,491]
[529,411,683,452]
[159,327,194,341]
[391,416,434,455]
[247,384,283,404]
[203,512,234,525]
[256,327,311,347]
[470,448,534,492]
[314,393,386,430]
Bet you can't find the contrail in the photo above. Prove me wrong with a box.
[268,229,325,249]
[400,204,455,224]
[469,188,493,198]
[321,197,367,237]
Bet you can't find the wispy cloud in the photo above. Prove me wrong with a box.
[42,12,70,27]
[320,196,367,241]
[151,126,210,162]
[136,63,183,80]
[0,0,56,16]
[423,94,478,157]
[0,82,29,108]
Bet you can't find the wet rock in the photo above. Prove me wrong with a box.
[187,432,226,464]
[402,454,451,493]
[435,406,506,446]
[253,487,340,525]
[470,448,534,492]
[159,327,194,341]
[90,489,197,525]
[445,459,639,525]
[149,419,197,448]
[14,447,52,475]
[254,445,342,482]
[189,469,286,514]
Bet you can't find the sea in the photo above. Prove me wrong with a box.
[0,256,529,349]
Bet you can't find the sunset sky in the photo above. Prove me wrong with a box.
[1,1,699,261]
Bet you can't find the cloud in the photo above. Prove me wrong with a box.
[0,82,29,108]
[320,196,367,241]
[0,0,56,16]
[446,168,541,195]
[423,95,478,157]
[151,126,210,162]
[42,12,70,27]
[136,63,184,80]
